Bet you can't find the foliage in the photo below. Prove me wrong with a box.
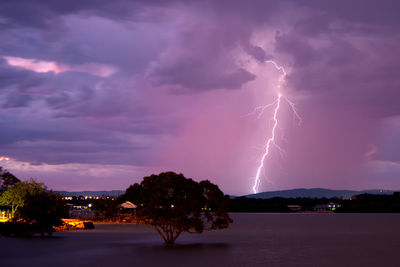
[0,221,59,237]
[336,193,400,213]
[0,167,20,192]
[18,191,67,235]
[118,183,141,203]
[0,179,66,236]
[121,172,232,245]
[229,193,400,213]
[0,221,35,237]
[0,179,46,217]
[228,197,343,212]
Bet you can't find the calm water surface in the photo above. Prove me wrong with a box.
[1,213,400,267]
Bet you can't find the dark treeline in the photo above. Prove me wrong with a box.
[337,193,400,213]
[229,197,340,212]
[64,193,400,214]
[229,192,400,213]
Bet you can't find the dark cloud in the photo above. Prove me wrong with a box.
[275,33,317,67]
[150,60,255,91]
[2,93,33,108]
[244,45,270,62]
[294,0,400,28]
[146,10,263,91]
[277,31,400,118]
[0,0,174,31]
[0,59,47,90]
[0,111,166,166]
[0,1,119,29]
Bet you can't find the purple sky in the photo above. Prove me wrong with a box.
[0,0,399,195]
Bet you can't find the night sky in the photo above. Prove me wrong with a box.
[0,0,399,195]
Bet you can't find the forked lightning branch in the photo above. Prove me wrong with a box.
[250,61,301,194]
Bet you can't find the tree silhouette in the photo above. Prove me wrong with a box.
[18,190,66,236]
[0,167,20,191]
[0,179,66,236]
[121,172,232,245]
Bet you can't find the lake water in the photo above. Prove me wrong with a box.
[1,213,400,267]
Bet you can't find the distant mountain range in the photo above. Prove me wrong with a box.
[243,188,396,199]
[55,190,125,197]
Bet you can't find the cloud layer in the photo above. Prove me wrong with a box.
[0,0,399,194]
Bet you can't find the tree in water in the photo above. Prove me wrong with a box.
[121,172,232,245]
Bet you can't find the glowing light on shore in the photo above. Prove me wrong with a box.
[0,156,10,161]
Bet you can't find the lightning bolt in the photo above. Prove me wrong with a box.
[251,60,301,194]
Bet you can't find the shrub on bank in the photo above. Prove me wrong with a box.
[0,221,55,237]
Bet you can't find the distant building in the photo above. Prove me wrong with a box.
[314,203,341,212]
[120,201,137,209]
[119,201,137,216]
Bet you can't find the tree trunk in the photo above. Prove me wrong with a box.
[152,225,182,246]
[11,206,16,219]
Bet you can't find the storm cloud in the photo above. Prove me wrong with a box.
[0,0,399,194]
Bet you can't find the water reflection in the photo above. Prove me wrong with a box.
[1,213,400,267]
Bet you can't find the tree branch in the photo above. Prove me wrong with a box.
[152,225,167,243]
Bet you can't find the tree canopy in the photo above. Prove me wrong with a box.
[0,179,66,236]
[0,179,45,218]
[121,172,232,245]
[0,167,20,191]
[18,190,66,235]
